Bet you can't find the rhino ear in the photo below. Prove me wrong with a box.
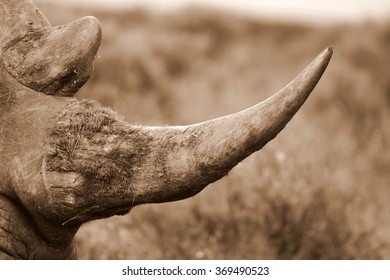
[0,0,51,48]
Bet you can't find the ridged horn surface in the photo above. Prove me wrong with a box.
[134,47,333,203]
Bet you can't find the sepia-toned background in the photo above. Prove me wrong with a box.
[35,0,390,259]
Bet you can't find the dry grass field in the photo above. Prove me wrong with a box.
[37,2,390,259]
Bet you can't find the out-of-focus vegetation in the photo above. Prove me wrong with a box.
[37,2,390,259]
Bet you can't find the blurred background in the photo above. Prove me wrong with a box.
[36,0,390,259]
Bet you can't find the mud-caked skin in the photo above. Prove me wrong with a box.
[0,0,332,259]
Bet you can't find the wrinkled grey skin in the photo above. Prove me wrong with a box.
[0,0,332,259]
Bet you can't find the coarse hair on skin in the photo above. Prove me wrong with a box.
[45,100,153,198]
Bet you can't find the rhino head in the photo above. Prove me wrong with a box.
[0,0,332,259]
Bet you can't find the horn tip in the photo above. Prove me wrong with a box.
[322,46,333,62]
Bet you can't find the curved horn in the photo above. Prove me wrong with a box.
[134,47,333,203]
[44,47,332,223]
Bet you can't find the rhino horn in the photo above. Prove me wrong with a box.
[43,47,332,215]
[1,0,101,96]
[133,47,333,203]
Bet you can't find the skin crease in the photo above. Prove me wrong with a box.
[0,1,332,259]
[0,80,79,258]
